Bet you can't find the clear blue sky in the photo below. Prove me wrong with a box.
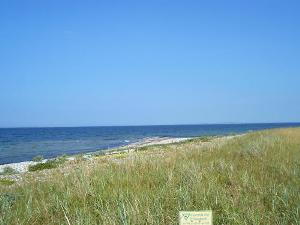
[0,0,299,127]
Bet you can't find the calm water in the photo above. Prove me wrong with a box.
[0,123,299,165]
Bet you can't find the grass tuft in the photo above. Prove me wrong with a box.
[28,160,58,172]
[0,166,18,175]
[0,179,15,186]
[32,155,44,162]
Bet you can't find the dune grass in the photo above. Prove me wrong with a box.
[28,155,69,172]
[0,166,18,176]
[0,179,15,186]
[0,128,299,224]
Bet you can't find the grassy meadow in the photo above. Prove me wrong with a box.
[0,128,300,224]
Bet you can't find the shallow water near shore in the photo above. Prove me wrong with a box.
[0,123,299,164]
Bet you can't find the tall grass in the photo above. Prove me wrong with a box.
[0,128,299,224]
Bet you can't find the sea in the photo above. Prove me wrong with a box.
[0,123,299,165]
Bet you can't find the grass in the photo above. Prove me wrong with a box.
[0,166,18,176]
[0,128,300,224]
[28,160,58,172]
[32,155,44,162]
[28,155,69,172]
[0,179,15,186]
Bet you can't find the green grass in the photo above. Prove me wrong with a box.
[0,179,15,186]
[28,160,58,172]
[32,155,44,162]
[0,166,18,176]
[28,155,69,172]
[0,128,300,224]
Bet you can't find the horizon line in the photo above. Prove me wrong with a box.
[1,121,300,129]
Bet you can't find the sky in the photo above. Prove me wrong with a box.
[0,0,300,127]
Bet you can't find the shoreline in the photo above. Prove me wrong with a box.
[0,136,193,174]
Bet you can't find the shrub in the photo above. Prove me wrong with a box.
[28,155,69,172]
[55,154,68,164]
[0,167,18,175]
[28,160,58,172]
[0,179,15,186]
[93,151,105,157]
[198,136,212,142]
[32,155,44,162]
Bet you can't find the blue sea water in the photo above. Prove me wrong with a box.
[0,123,299,165]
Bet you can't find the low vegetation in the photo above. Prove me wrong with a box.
[0,167,18,176]
[0,128,299,224]
[28,160,58,172]
[28,155,69,172]
[32,155,44,162]
[0,179,15,186]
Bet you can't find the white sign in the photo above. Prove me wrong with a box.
[179,211,213,225]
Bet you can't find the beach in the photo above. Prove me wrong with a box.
[0,136,192,174]
[1,123,299,166]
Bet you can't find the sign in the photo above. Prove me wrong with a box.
[179,211,212,225]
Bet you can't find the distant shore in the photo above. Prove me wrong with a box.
[0,136,192,174]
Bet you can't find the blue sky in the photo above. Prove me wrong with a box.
[0,0,300,127]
